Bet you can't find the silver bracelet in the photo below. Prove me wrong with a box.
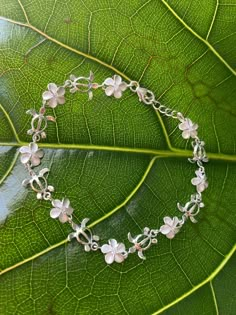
[19,72,208,265]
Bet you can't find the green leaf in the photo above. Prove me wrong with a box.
[0,1,236,314]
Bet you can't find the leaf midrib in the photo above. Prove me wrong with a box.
[1,141,236,162]
[161,0,236,76]
[1,97,236,163]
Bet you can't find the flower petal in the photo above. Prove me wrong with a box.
[185,119,192,127]
[104,78,114,86]
[101,244,112,254]
[62,198,70,208]
[119,82,127,91]
[57,96,65,105]
[163,216,173,225]
[48,97,58,108]
[114,253,125,263]
[20,153,31,164]
[172,216,179,227]
[42,91,53,100]
[109,239,118,248]
[105,252,114,264]
[52,199,62,208]
[57,87,65,97]
[160,225,171,235]
[31,156,41,167]
[166,231,175,239]
[19,146,30,154]
[48,83,58,94]
[114,75,122,85]
[190,130,198,138]
[116,243,126,253]
[66,207,74,215]
[105,86,114,96]
[182,130,191,139]
[191,177,201,186]
[198,182,208,193]
[50,208,61,219]
[114,90,122,99]
[29,142,38,153]
[59,213,69,223]
[192,123,198,130]
[36,149,44,158]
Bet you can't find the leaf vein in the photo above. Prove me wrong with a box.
[161,0,236,76]
[210,281,219,315]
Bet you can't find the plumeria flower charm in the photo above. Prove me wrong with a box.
[19,142,44,167]
[101,239,127,264]
[160,216,181,239]
[103,75,127,98]
[191,169,208,193]
[50,198,74,223]
[178,117,198,139]
[42,83,65,108]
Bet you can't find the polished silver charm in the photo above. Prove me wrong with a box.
[22,168,54,200]
[128,227,158,259]
[68,219,100,252]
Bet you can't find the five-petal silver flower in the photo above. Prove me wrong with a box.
[103,75,127,98]
[191,169,208,193]
[19,142,44,166]
[101,239,127,264]
[50,198,74,223]
[178,118,198,139]
[160,216,181,239]
[42,83,65,108]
